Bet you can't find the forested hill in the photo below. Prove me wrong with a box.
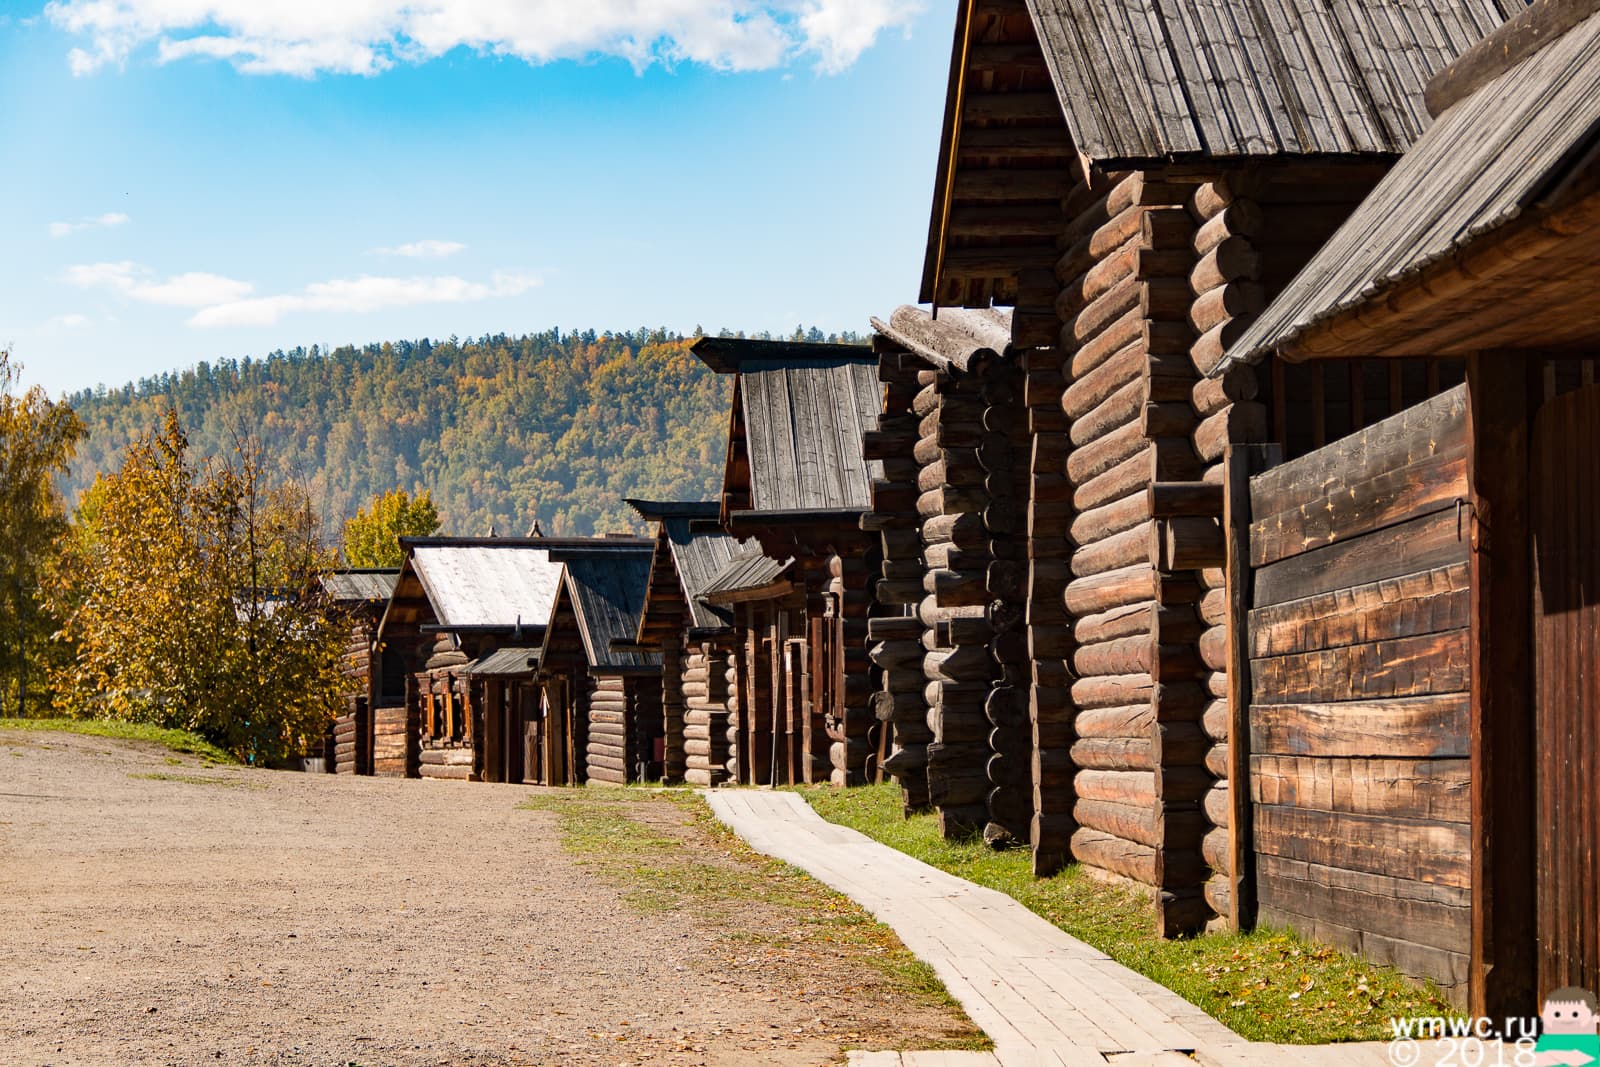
[64,328,858,538]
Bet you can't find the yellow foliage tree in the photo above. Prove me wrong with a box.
[342,488,441,568]
[48,411,346,763]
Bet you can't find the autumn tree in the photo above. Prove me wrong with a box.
[342,488,441,568]
[49,412,346,763]
[0,350,85,716]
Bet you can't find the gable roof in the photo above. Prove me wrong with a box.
[547,547,660,671]
[321,569,398,605]
[408,544,565,629]
[627,499,754,631]
[1028,0,1522,167]
[1218,3,1600,368]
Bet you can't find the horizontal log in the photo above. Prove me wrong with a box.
[1190,237,1260,294]
[1204,781,1230,829]
[1072,520,1154,578]
[1153,517,1226,571]
[1065,564,1156,616]
[1071,828,1157,886]
[1194,401,1268,462]
[1195,201,1263,255]
[419,764,473,781]
[1149,481,1223,519]
[1073,448,1150,512]
[1251,630,1469,704]
[1071,672,1154,710]
[1189,317,1253,377]
[1072,736,1154,771]
[1191,364,1258,416]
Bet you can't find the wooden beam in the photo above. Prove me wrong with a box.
[1225,443,1281,931]
[1466,354,1538,1019]
[1425,0,1600,117]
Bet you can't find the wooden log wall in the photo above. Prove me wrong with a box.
[1241,385,1472,997]
[825,560,875,788]
[917,364,998,838]
[866,351,933,813]
[340,617,375,698]
[1050,169,1214,934]
[372,702,413,777]
[683,642,733,787]
[983,358,1033,848]
[586,673,631,785]
[332,696,369,775]
[660,643,686,784]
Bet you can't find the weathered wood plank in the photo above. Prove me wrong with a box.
[1250,754,1470,824]
[1251,629,1469,703]
[1250,695,1468,759]
[1253,804,1469,888]
[1247,563,1469,658]
[1251,508,1468,609]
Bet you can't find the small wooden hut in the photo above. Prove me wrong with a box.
[377,537,631,783]
[536,544,662,786]
[690,337,885,787]
[320,568,399,775]
[905,0,1520,940]
[1205,0,1600,1016]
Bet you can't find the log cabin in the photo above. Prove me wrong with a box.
[691,337,885,787]
[535,543,662,786]
[1204,0,1600,1016]
[320,568,399,775]
[626,499,772,787]
[906,0,1525,942]
[376,536,648,784]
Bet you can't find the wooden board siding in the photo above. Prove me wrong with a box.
[1245,384,1472,997]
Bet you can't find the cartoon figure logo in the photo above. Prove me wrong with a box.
[1535,987,1600,1066]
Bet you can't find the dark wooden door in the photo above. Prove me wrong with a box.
[1533,384,1600,998]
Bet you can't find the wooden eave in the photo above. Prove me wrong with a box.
[920,0,1081,309]
[700,578,800,606]
[1273,181,1600,362]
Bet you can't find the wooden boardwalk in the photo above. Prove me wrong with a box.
[706,790,1401,1067]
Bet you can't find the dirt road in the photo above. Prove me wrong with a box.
[0,729,978,1066]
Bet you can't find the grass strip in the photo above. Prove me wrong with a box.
[0,716,236,763]
[801,781,1452,1045]
[519,786,990,1053]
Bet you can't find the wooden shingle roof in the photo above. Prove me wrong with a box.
[1029,0,1523,166]
[549,547,660,671]
[321,569,398,605]
[738,358,881,513]
[1218,4,1600,368]
[626,499,758,630]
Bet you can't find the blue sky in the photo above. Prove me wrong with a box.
[0,2,956,397]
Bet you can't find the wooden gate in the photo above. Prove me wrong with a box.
[1532,384,1600,998]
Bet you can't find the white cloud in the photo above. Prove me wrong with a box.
[63,261,254,306]
[188,271,542,327]
[61,259,539,327]
[370,239,466,260]
[43,1,921,78]
[48,211,130,237]
[50,313,91,329]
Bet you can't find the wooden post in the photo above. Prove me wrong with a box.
[1223,443,1279,931]
[1467,354,1538,1019]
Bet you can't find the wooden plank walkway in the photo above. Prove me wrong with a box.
[707,790,1260,1066]
[711,790,1404,1067]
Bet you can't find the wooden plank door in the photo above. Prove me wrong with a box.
[1533,384,1600,998]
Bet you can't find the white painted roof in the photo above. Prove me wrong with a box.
[411,546,564,628]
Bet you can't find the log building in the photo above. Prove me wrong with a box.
[1206,0,1600,1016]
[376,537,647,784]
[691,337,885,787]
[627,499,772,787]
[320,568,398,775]
[536,544,661,786]
[905,0,1521,944]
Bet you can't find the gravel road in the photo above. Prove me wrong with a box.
[0,729,976,1066]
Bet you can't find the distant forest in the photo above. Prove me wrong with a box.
[64,326,865,539]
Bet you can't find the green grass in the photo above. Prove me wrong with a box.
[518,787,990,1053]
[0,716,236,764]
[801,781,1453,1045]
